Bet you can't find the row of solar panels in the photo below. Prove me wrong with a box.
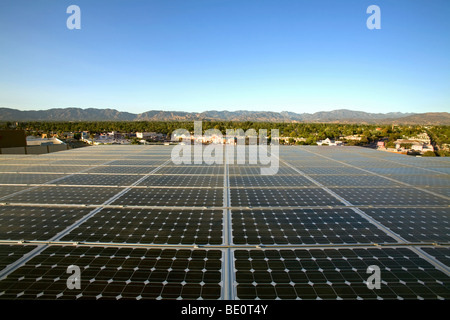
[0,244,449,300]
[0,206,448,244]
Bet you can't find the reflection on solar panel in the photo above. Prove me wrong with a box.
[0,145,449,300]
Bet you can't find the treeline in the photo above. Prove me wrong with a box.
[1,120,447,145]
[426,126,450,145]
[0,120,431,138]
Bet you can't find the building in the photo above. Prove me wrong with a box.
[395,139,434,153]
[343,135,362,141]
[406,132,431,144]
[26,136,66,146]
[316,138,343,146]
[0,130,27,148]
[136,132,165,141]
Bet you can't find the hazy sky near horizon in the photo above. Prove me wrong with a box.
[0,0,449,114]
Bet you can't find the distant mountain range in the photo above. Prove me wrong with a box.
[1,107,449,125]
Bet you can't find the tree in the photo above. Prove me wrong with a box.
[385,141,395,148]
[130,137,141,145]
[423,151,436,157]
[400,143,412,149]
[359,136,369,145]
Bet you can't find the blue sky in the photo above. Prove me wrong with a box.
[0,0,449,114]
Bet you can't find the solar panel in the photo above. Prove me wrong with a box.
[311,175,402,187]
[0,186,31,199]
[139,175,223,187]
[0,145,448,301]
[0,246,222,300]
[0,245,37,271]
[0,174,66,185]
[362,208,450,243]
[111,188,223,207]
[230,188,342,207]
[365,167,442,175]
[55,174,145,186]
[0,206,93,241]
[329,187,449,206]
[18,166,90,174]
[231,208,397,245]
[387,175,450,187]
[3,186,126,205]
[85,166,158,174]
[157,165,224,175]
[421,247,450,267]
[60,208,223,245]
[229,175,315,187]
[234,248,450,300]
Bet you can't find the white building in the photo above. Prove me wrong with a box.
[316,138,343,146]
[395,139,434,152]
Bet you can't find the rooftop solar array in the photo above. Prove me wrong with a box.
[0,145,449,300]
